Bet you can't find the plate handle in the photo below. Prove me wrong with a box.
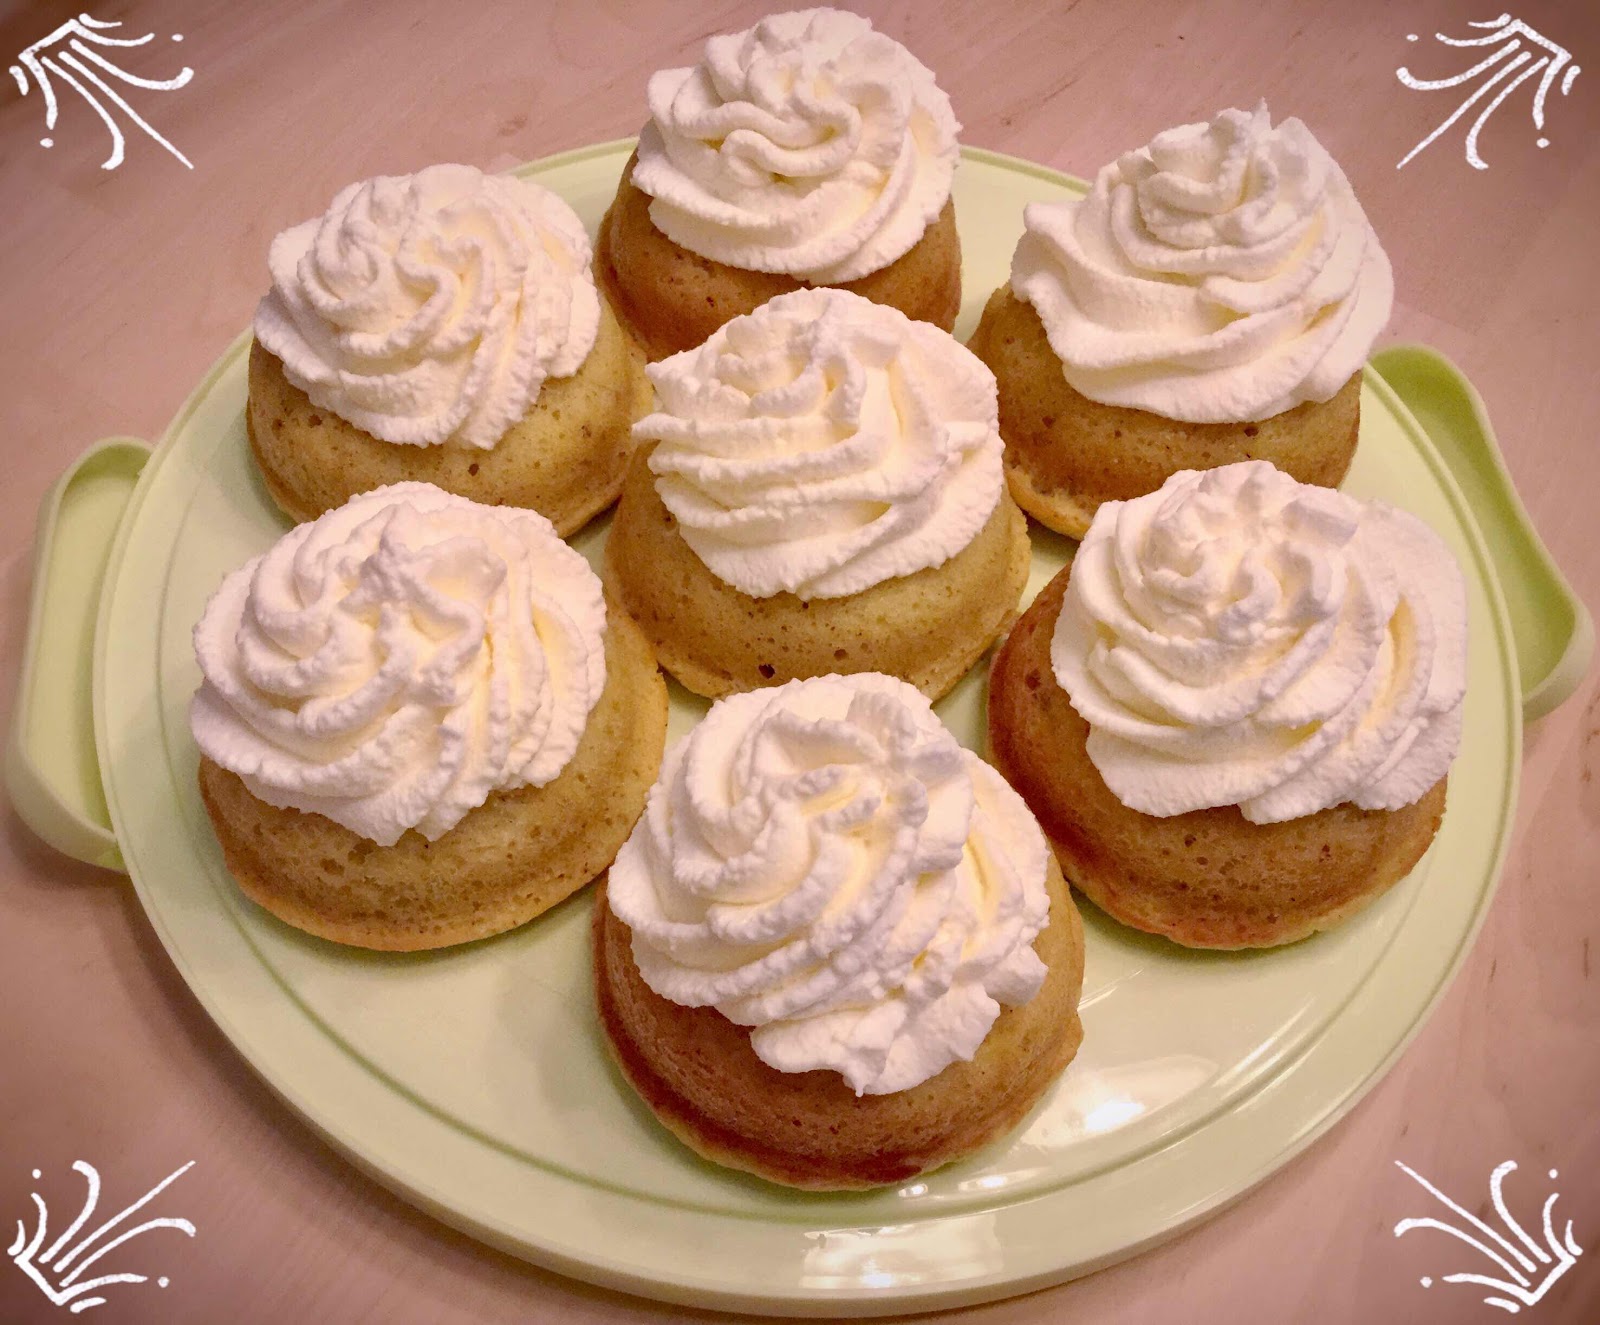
[1371,345,1593,720]
[5,438,153,871]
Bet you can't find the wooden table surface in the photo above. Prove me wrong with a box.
[2,1,1596,1321]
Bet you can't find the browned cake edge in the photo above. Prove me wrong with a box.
[968,286,1361,539]
[199,611,667,950]
[595,155,961,362]
[591,863,1085,1191]
[244,300,650,538]
[604,443,1032,703]
[987,565,1448,950]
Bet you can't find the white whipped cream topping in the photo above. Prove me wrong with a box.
[254,164,600,450]
[1011,104,1393,423]
[607,673,1051,1096]
[1051,462,1466,823]
[191,483,607,845]
[632,7,960,283]
[635,287,1003,599]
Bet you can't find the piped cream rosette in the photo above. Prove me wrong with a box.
[606,674,1052,1096]
[254,164,600,449]
[635,286,1003,600]
[633,7,960,283]
[190,482,607,846]
[1012,103,1393,423]
[1051,461,1467,823]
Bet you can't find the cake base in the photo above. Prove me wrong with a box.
[592,858,1085,1190]
[967,287,1361,539]
[987,566,1448,949]
[595,154,962,361]
[604,443,1031,702]
[198,611,667,951]
[245,295,652,537]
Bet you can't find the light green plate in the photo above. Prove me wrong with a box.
[45,145,1537,1314]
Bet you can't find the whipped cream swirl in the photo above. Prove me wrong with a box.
[1051,462,1466,823]
[632,8,960,283]
[635,287,1003,599]
[607,674,1051,1096]
[254,164,600,449]
[191,483,607,845]
[1011,104,1393,423]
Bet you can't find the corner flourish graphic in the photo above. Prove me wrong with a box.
[8,13,195,170]
[1393,1158,1583,1314]
[9,1160,197,1314]
[1396,14,1581,170]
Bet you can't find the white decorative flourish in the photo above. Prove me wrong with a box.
[1394,1159,1583,1314]
[8,13,194,170]
[1396,14,1581,169]
[8,1160,196,1314]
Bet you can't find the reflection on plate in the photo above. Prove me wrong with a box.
[96,143,1520,1316]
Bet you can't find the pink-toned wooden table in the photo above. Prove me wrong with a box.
[2,2,1596,1321]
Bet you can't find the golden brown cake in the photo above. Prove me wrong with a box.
[970,104,1391,539]
[968,288,1360,539]
[600,9,963,361]
[190,484,667,951]
[597,161,960,362]
[604,288,1029,702]
[985,460,1465,947]
[989,565,1447,949]
[249,163,649,536]
[605,442,1030,701]
[597,674,1086,1189]
[247,300,651,535]
[595,860,1084,1189]
[200,613,665,950]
